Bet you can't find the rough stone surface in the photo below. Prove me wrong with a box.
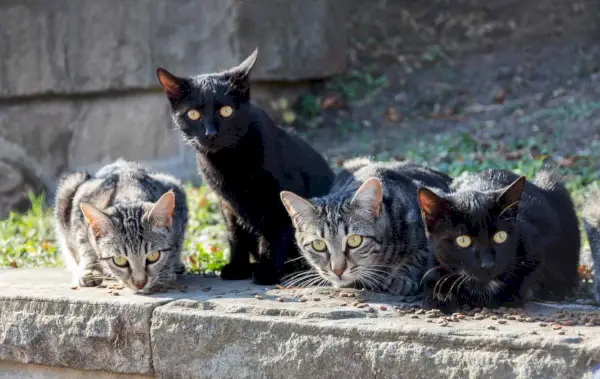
[2,269,599,379]
[0,139,55,217]
[0,361,151,379]
[0,93,180,177]
[0,0,347,97]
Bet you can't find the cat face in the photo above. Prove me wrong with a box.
[417,177,525,285]
[156,49,258,152]
[80,191,176,291]
[280,178,386,288]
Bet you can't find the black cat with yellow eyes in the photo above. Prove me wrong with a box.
[417,162,580,313]
[156,49,334,285]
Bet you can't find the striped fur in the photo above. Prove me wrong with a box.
[54,159,188,291]
[583,190,600,303]
[281,158,452,296]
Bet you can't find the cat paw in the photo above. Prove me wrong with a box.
[252,265,281,285]
[220,263,253,280]
[79,268,104,287]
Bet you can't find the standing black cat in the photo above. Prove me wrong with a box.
[417,161,580,312]
[156,49,334,284]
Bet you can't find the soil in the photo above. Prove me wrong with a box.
[298,0,600,165]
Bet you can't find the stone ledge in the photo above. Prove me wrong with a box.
[1,269,599,379]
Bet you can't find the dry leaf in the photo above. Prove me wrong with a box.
[9,260,17,268]
[321,95,343,110]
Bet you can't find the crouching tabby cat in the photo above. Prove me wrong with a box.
[418,161,580,312]
[55,159,188,291]
[157,48,334,285]
[280,158,452,295]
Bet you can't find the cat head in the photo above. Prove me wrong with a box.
[156,49,258,152]
[80,190,177,291]
[280,178,386,288]
[417,176,526,285]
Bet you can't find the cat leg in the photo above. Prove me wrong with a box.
[77,248,104,287]
[252,226,296,285]
[219,200,257,280]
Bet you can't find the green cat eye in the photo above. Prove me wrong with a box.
[113,256,129,267]
[455,235,472,248]
[146,251,161,263]
[346,234,363,248]
[311,240,327,252]
[492,231,508,244]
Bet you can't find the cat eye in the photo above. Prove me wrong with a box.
[113,256,129,267]
[346,234,363,248]
[492,231,508,244]
[186,109,201,120]
[455,235,472,248]
[146,251,161,263]
[219,106,233,118]
[311,240,327,252]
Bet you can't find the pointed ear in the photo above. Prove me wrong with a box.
[280,191,316,228]
[80,202,114,238]
[223,48,258,98]
[496,176,526,217]
[350,178,383,219]
[417,187,449,229]
[156,68,186,103]
[148,190,176,230]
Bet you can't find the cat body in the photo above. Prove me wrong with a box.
[55,159,188,291]
[157,49,334,284]
[582,190,600,303]
[280,158,452,295]
[418,163,580,312]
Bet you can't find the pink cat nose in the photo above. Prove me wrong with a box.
[333,268,345,277]
[133,279,147,289]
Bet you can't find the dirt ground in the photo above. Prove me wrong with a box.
[290,0,600,178]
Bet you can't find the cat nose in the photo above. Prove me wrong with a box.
[481,260,495,271]
[205,124,217,138]
[133,278,147,289]
[333,268,345,277]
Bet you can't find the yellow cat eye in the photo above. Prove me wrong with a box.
[347,234,363,248]
[113,256,129,267]
[455,235,472,248]
[311,240,327,252]
[186,109,201,120]
[146,251,161,263]
[493,231,508,244]
[219,106,233,118]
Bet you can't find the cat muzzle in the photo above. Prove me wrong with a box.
[205,124,218,138]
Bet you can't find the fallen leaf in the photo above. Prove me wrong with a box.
[384,107,402,122]
[578,264,593,280]
[9,260,17,268]
[320,95,343,110]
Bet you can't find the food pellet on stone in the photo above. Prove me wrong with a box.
[112,292,120,296]
[455,314,466,320]
[202,287,211,292]
[352,301,361,307]
[276,297,284,302]
[497,320,507,324]
[379,305,388,311]
[415,309,425,314]
[525,317,534,323]
[254,295,264,300]
[507,315,517,320]
[299,297,307,303]
[340,303,347,307]
[585,322,595,327]
[426,313,438,319]
[410,315,419,319]
[558,330,566,335]
[530,331,538,335]
[487,325,497,330]
[313,297,321,302]
[538,322,548,327]
[357,303,369,309]
[427,319,433,323]
[474,315,485,320]
[491,316,498,320]
[552,325,562,330]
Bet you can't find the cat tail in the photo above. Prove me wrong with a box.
[54,171,90,237]
[582,190,600,302]
[531,157,564,191]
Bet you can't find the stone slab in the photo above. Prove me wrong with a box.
[0,93,180,178]
[2,269,600,379]
[0,0,347,97]
[0,361,151,379]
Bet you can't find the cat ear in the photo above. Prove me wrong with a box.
[496,176,526,217]
[350,178,383,219]
[80,202,114,238]
[148,190,176,230]
[417,187,449,228]
[223,48,258,97]
[280,191,316,228]
[156,68,185,102]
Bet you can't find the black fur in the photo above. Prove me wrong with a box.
[157,49,334,284]
[418,162,580,313]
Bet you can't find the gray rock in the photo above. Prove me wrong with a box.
[0,0,347,97]
[0,139,55,218]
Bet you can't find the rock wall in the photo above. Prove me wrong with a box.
[0,0,347,197]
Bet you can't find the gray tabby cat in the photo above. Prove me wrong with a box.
[582,189,600,303]
[54,159,188,291]
[280,158,452,295]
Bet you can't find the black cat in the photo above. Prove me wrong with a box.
[417,161,580,313]
[156,49,334,284]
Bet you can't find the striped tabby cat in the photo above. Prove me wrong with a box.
[280,158,452,295]
[54,159,188,291]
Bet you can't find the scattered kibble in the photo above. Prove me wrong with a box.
[539,323,548,327]
[254,295,264,300]
[525,317,534,323]
[426,313,438,319]
[415,309,425,315]
[340,303,347,307]
[552,325,562,330]
[558,330,566,335]
[313,297,321,302]
[112,292,120,296]
[276,297,284,303]
[299,297,307,303]
[487,325,497,330]
[411,315,419,319]
[202,287,211,292]
[474,315,485,320]
[352,301,361,307]
[357,303,369,309]
[379,305,388,311]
